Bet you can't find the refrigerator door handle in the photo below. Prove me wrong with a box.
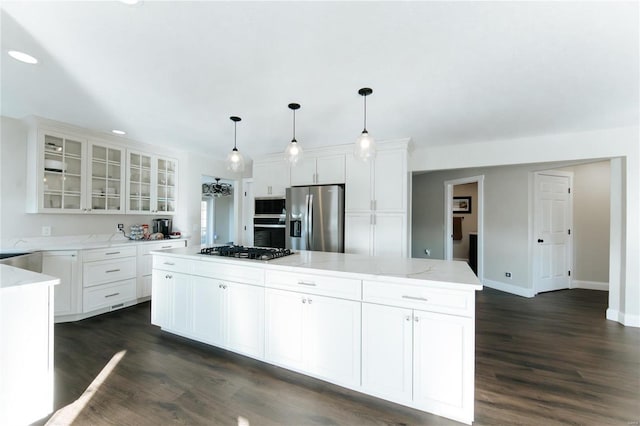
[308,193,314,250]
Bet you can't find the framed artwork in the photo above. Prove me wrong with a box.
[453,196,472,214]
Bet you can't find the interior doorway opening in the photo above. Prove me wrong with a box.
[201,176,236,246]
[444,175,484,281]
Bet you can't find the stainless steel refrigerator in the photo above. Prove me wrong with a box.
[285,185,344,252]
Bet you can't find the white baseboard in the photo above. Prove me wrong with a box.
[482,279,535,298]
[607,308,640,328]
[572,280,609,291]
[453,257,468,262]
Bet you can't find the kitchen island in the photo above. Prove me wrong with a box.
[151,246,482,424]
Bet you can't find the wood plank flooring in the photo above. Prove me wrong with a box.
[39,288,639,425]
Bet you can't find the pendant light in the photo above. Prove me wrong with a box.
[284,103,303,165]
[226,116,245,173]
[355,87,376,161]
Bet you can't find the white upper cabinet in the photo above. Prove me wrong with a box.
[127,150,177,215]
[290,153,345,186]
[88,141,126,213]
[253,158,290,198]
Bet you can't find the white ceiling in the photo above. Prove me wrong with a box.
[1,1,638,162]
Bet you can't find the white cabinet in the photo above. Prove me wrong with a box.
[151,269,190,330]
[345,144,408,257]
[137,240,187,299]
[27,128,129,214]
[127,150,178,214]
[253,158,289,197]
[290,153,345,186]
[42,250,81,317]
[82,246,137,313]
[265,287,361,388]
[191,276,265,358]
[27,129,87,213]
[361,280,475,424]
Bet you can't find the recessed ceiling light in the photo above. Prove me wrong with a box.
[112,129,126,135]
[8,50,38,64]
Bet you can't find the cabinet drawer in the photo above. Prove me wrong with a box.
[83,258,136,287]
[138,240,186,257]
[84,246,136,262]
[153,255,193,274]
[265,270,361,300]
[83,279,136,312]
[362,280,473,317]
[192,260,263,286]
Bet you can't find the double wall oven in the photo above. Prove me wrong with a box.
[253,198,286,248]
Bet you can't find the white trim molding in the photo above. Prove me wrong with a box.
[483,279,535,298]
[572,280,609,291]
[607,309,640,328]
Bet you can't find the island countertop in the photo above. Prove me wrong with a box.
[152,245,482,290]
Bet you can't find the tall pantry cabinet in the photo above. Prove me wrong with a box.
[344,140,409,257]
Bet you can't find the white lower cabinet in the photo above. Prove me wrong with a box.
[265,288,361,388]
[42,250,81,316]
[362,302,474,424]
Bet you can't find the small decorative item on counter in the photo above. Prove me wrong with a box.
[149,233,164,240]
[129,224,144,240]
[169,231,181,239]
[142,224,150,239]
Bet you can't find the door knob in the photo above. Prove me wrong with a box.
[537,239,544,243]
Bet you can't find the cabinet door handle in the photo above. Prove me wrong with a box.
[307,298,312,304]
[405,315,411,321]
[164,261,175,265]
[302,298,307,304]
[402,295,428,302]
[165,274,173,279]
[106,269,121,273]
[105,251,120,255]
[297,281,316,287]
[414,316,420,322]
[105,292,120,298]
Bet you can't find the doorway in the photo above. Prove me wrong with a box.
[444,175,484,281]
[201,176,236,246]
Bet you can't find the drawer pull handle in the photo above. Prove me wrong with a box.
[105,251,120,255]
[161,246,172,249]
[164,262,175,266]
[105,292,120,298]
[402,295,429,302]
[298,281,316,287]
[106,269,121,273]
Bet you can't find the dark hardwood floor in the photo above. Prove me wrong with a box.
[39,288,639,425]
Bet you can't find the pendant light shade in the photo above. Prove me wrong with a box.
[284,103,303,165]
[355,87,376,161]
[226,116,245,173]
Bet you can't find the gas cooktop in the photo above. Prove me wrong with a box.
[199,245,293,261]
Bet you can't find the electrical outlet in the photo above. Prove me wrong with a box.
[424,248,431,256]
[117,223,124,231]
[41,225,51,236]
[505,272,512,278]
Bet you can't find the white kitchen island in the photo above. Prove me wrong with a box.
[151,247,482,424]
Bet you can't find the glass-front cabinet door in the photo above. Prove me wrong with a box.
[42,133,85,212]
[127,151,153,214]
[156,157,177,214]
[88,142,125,213]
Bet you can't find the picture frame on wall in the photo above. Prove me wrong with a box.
[453,196,472,214]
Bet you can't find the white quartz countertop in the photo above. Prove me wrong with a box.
[0,264,59,290]
[1,235,187,252]
[153,246,483,290]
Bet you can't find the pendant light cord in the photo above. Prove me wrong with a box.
[292,108,296,142]
[363,94,367,132]
[233,121,237,149]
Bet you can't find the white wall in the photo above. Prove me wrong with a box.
[0,116,239,250]
[410,125,639,327]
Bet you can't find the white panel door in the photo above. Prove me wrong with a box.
[151,269,174,328]
[361,303,412,402]
[345,213,372,255]
[306,294,361,387]
[373,214,405,257]
[534,174,571,293]
[43,251,78,316]
[413,310,472,420]
[226,282,264,358]
[264,288,306,370]
[171,272,193,334]
[192,276,225,346]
